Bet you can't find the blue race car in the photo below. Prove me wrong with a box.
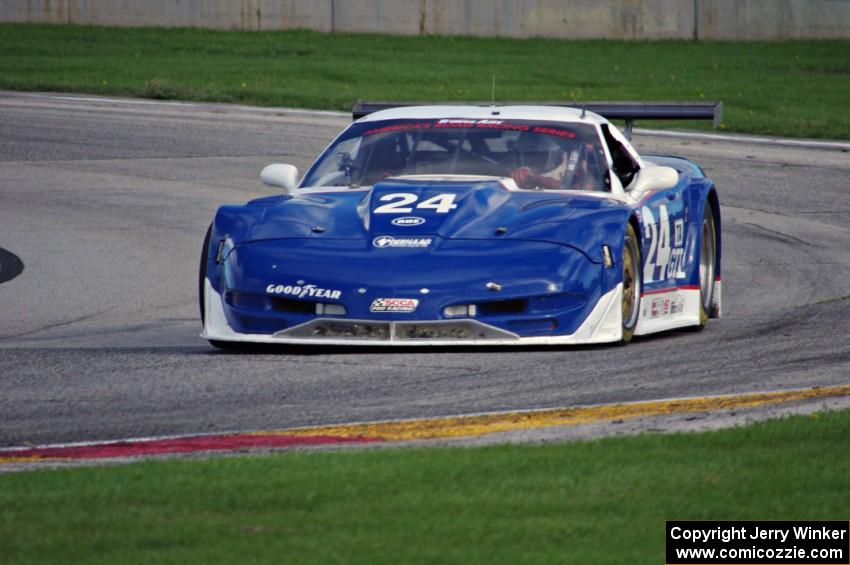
[200,102,722,347]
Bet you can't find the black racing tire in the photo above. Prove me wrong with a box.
[209,339,241,350]
[199,224,212,326]
[198,224,240,350]
[621,223,641,343]
[696,203,718,328]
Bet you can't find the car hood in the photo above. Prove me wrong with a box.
[224,178,627,259]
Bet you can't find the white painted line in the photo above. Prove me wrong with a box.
[46,95,197,107]
[634,127,850,151]
[2,91,848,149]
[0,431,225,452]
[2,91,349,118]
[2,385,844,453]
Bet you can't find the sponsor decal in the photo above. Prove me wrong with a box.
[370,298,419,313]
[647,295,684,319]
[266,281,342,300]
[436,119,526,130]
[373,236,433,248]
[364,123,433,136]
[363,120,579,138]
[391,216,426,227]
[674,219,685,246]
[669,248,688,279]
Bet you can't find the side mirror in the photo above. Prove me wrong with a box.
[260,164,299,193]
[630,165,679,193]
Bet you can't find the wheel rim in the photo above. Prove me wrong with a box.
[699,216,716,311]
[622,235,640,329]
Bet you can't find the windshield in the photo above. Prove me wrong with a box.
[301,118,608,191]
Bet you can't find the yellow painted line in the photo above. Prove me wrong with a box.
[0,456,61,464]
[261,385,850,442]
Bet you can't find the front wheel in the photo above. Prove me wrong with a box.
[198,224,240,350]
[199,224,212,326]
[621,223,641,343]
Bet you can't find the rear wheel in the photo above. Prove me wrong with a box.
[621,223,641,343]
[697,204,717,327]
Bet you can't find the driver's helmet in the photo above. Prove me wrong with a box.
[515,132,566,173]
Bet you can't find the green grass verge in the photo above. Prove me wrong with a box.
[1,24,849,139]
[1,410,848,564]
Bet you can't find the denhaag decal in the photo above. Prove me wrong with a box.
[641,204,686,283]
[373,236,433,248]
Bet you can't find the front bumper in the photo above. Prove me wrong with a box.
[202,279,625,346]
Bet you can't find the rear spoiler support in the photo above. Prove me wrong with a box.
[352,101,723,139]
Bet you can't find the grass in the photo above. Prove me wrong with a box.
[1,410,848,564]
[0,24,849,139]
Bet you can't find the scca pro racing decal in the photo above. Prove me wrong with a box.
[266,281,342,300]
[373,236,433,248]
[370,298,419,313]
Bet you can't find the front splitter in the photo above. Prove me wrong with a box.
[201,279,625,346]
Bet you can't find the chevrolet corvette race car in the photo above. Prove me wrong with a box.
[200,102,722,347]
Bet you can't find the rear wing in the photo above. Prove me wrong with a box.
[352,101,723,138]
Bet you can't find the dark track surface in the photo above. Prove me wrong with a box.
[1,92,849,447]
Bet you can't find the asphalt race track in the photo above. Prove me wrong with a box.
[1,91,849,447]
